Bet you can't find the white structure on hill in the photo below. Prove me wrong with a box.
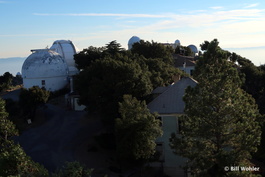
[22,40,79,91]
[50,40,79,76]
[128,36,141,50]
[22,49,69,91]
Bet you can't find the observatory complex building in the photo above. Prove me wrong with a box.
[22,40,78,91]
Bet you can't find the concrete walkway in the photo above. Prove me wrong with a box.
[15,104,103,172]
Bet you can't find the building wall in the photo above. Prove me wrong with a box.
[178,66,195,76]
[156,114,187,177]
[23,76,68,91]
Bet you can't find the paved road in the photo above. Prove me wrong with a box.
[1,89,21,101]
[15,104,103,172]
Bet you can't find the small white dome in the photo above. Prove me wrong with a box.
[188,44,198,53]
[50,40,78,68]
[128,36,141,50]
[175,39,181,46]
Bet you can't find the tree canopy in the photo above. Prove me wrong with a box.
[170,39,262,176]
[19,86,50,120]
[0,98,49,176]
[74,40,183,121]
[75,55,153,120]
[115,95,162,161]
[131,40,174,65]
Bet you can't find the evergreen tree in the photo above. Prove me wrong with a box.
[115,95,162,161]
[19,86,50,120]
[170,39,262,176]
[0,98,48,176]
[52,161,93,177]
[131,40,174,65]
[75,55,153,121]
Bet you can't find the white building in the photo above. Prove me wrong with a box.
[22,49,69,91]
[50,40,79,76]
[128,36,141,50]
[22,40,79,91]
[174,54,196,76]
[148,77,197,177]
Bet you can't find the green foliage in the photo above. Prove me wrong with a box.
[115,95,162,161]
[140,57,182,88]
[74,40,183,122]
[131,40,174,65]
[170,39,262,176]
[200,40,210,51]
[19,86,50,119]
[74,40,125,70]
[74,46,105,70]
[0,98,48,177]
[75,54,153,120]
[52,161,93,177]
[0,98,18,144]
[105,40,125,55]
[0,72,14,91]
[0,141,49,177]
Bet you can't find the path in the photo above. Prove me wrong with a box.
[15,104,103,172]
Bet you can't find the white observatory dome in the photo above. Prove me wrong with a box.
[128,36,141,50]
[50,40,79,75]
[188,44,198,54]
[175,40,181,46]
[173,39,181,49]
[22,49,69,91]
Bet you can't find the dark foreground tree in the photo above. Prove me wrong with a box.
[19,86,50,120]
[52,161,93,177]
[115,95,162,162]
[0,141,49,176]
[0,98,48,176]
[75,56,152,121]
[170,39,262,176]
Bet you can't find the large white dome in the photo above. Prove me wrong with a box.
[22,49,69,91]
[128,36,141,50]
[50,40,78,68]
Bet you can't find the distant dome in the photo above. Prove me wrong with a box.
[188,44,198,54]
[22,49,69,91]
[175,39,181,46]
[50,40,78,68]
[128,36,141,50]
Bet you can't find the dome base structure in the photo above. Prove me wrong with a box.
[22,49,69,91]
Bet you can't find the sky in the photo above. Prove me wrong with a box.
[0,0,265,66]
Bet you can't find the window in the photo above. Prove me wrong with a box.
[41,80,45,86]
[190,69,194,76]
[157,116,163,126]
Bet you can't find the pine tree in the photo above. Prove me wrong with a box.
[170,39,262,176]
[115,95,162,161]
[0,98,48,176]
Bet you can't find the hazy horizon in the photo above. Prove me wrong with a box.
[0,46,264,76]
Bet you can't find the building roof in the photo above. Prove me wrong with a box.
[152,86,170,94]
[173,54,196,67]
[148,77,197,114]
[22,49,69,79]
